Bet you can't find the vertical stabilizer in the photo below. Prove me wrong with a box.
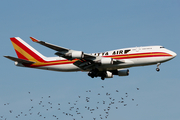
[10,37,46,62]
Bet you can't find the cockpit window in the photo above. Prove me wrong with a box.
[160,46,165,48]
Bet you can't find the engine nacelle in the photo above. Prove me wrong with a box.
[65,51,84,59]
[71,51,84,59]
[105,71,114,78]
[117,69,129,76]
[101,58,113,65]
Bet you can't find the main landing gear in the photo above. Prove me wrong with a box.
[88,68,106,80]
[88,68,99,78]
[101,76,105,80]
[156,63,161,72]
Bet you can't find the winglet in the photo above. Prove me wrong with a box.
[30,37,39,42]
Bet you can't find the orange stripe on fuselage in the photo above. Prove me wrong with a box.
[25,60,76,67]
[27,52,172,68]
[106,52,172,60]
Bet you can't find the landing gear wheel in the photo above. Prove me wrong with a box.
[88,68,99,79]
[156,68,160,72]
[88,72,94,78]
[91,75,94,78]
[101,77,105,80]
[88,73,91,76]
[156,63,161,72]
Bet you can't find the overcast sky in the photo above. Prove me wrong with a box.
[1,1,180,120]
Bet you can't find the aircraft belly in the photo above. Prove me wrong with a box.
[134,57,158,66]
[99,57,161,71]
[156,56,174,63]
[134,56,173,66]
[98,59,135,70]
[37,64,81,72]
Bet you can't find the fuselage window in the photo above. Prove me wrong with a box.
[98,53,100,56]
[124,49,131,54]
[102,53,104,56]
[160,46,165,48]
[119,50,123,54]
[94,53,96,56]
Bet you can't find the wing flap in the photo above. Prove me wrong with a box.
[4,56,35,64]
[73,60,96,70]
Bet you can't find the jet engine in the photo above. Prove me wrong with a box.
[71,51,84,59]
[101,58,113,65]
[117,69,129,76]
[64,51,84,59]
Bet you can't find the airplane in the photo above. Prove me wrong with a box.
[4,37,177,80]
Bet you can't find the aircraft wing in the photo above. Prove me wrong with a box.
[30,37,96,60]
[30,37,124,70]
[4,56,35,64]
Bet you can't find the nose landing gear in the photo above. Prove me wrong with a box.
[156,63,161,72]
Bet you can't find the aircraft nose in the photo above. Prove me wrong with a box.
[171,51,177,58]
[172,52,177,57]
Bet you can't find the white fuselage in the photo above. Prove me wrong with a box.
[17,45,176,72]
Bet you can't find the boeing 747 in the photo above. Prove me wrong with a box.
[4,37,177,80]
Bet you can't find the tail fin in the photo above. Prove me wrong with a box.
[10,37,46,62]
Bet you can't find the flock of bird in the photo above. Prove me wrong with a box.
[0,86,139,120]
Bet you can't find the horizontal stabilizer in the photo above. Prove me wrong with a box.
[4,56,35,64]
